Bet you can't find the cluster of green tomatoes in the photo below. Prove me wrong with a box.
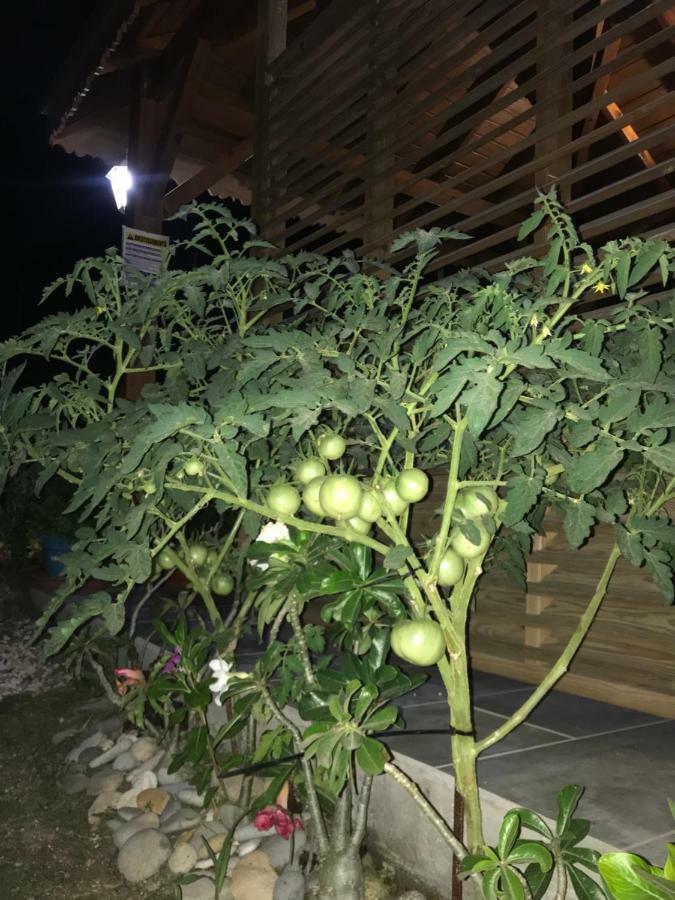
[156,542,234,598]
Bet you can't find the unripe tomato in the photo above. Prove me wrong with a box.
[456,486,499,519]
[395,468,430,503]
[267,483,302,517]
[381,479,408,516]
[303,476,326,516]
[345,516,372,535]
[206,549,219,567]
[450,524,490,559]
[317,432,346,461]
[319,474,362,519]
[391,619,445,666]
[188,543,208,567]
[157,548,176,570]
[294,457,326,485]
[358,490,381,523]
[211,572,234,596]
[142,480,157,495]
[184,456,204,477]
[438,549,464,586]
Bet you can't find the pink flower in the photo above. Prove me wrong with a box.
[254,806,303,840]
[162,646,181,674]
[114,667,145,696]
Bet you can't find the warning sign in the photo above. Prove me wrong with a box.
[122,226,170,276]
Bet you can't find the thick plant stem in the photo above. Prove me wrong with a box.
[287,591,317,686]
[351,776,373,848]
[429,415,467,579]
[475,546,621,754]
[260,684,328,855]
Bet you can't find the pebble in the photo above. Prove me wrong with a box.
[238,839,261,857]
[116,770,157,808]
[88,790,121,822]
[66,729,105,764]
[78,746,102,765]
[168,841,198,875]
[107,818,123,833]
[219,803,244,829]
[234,821,271,842]
[136,787,170,815]
[273,866,306,900]
[231,850,278,900]
[129,749,164,777]
[113,812,160,849]
[259,830,306,869]
[62,773,88,795]
[87,770,124,796]
[396,893,428,900]
[112,750,138,771]
[89,736,133,769]
[178,788,205,808]
[182,876,234,900]
[52,727,78,746]
[158,765,188,785]
[98,716,124,736]
[195,859,215,869]
[196,830,229,860]
[161,808,202,834]
[160,798,182,824]
[131,736,158,762]
[116,828,171,883]
[164,780,193,795]
[117,807,143,822]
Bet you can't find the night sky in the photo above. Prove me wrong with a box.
[3,2,135,340]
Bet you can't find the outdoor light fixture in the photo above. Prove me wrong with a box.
[106,165,133,211]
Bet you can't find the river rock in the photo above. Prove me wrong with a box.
[116,770,157,808]
[168,841,198,875]
[136,787,169,815]
[89,736,133,769]
[116,828,171,883]
[178,788,205,808]
[231,850,277,900]
[118,807,143,822]
[98,716,124,736]
[182,876,234,900]
[131,736,158,762]
[66,730,105,763]
[161,808,202,834]
[87,770,124,796]
[62,773,88,795]
[113,812,160,849]
[195,829,229,860]
[129,749,164,777]
[259,830,306,870]
[273,866,306,900]
[163,779,192,795]
[234,821,271,842]
[78,746,102,765]
[160,798,182,824]
[238,839,261,857]
[52,726,79,746]
[219,803,244,829]
[88,790,121,822]
[395,892,427,900]
[112,750,138,771]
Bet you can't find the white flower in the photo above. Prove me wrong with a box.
[208,658,233,706]
[250,521,290,571]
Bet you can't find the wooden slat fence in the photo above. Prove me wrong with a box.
[256,0,675,269]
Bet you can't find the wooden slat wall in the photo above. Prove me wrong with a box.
[256,0,675,268]
[409,481,675,718]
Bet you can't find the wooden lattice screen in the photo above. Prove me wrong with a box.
[256,0,675,270]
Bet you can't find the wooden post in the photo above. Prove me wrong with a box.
[253,0,288,238]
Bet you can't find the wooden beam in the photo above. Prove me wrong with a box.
[148,0,219,100]
[604,101,656,167]
[163,137,253,216]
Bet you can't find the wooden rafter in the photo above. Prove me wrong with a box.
[605,101,656,166]
[163,137,253,216]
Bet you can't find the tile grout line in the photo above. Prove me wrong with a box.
[398,687,534,710]
[623,828,675,852]
[473,706,573,739]
[435,716,673,768]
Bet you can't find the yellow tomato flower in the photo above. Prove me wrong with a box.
[96,305,106,315]
[592,281,611,294]
[579,263,593,275]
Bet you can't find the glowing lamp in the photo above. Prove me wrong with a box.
[106,165,133,211]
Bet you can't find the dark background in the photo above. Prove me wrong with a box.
[3,3,144,341]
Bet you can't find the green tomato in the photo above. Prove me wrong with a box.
[395,468,429,503]
[317,432,346,461]
[450,524,490,559]
[345,516,372,535]
[303,476,326,516]
[358,489,381,523]
[211,572,234,596]
[381,479,408,516]
[267,483,302,517]
[391,619,445,666]
[141,480,157,495]
[157,548,176,570]
[184,456,204,477]
[438,549,464,587]
[456,486,499,519]
[319,474,362,519]
[188,543,208,566]
[294,457,326,485]
[206,549,219,567]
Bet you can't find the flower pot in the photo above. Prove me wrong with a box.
[41,533,71,577]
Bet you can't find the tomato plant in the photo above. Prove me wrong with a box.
[267,483,302,517]
[395,468,430,503]
[317,432,346,461]
[391,618,445,666]
[319,475,363,519]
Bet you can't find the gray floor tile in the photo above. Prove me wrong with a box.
[470,670,531,698]
[626,832,675,868]
[397,667,530,707]
[386,702,558,768]
[476,720,675,848]
[477,688,666,738]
